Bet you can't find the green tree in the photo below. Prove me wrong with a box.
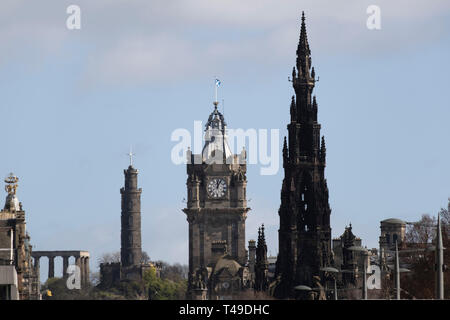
[402,200,450,299]
[143,267,187,300]
[41,277,93,300]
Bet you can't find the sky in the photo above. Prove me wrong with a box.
[1,1,449,282]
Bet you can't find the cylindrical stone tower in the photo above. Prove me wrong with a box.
[120,165,142,267]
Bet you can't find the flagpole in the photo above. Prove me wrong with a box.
[214,77,218,103]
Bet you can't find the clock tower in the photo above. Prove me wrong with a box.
[183,101,251,299]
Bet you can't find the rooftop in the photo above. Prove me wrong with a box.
[381,218,406,225]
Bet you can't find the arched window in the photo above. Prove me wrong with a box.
[301,181,308,211]
[386,233,390,245]
[393,234,398,244]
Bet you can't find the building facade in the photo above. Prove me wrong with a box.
[274,13,333,299]
[378,218,406,269]
[332,224,361,286]
[0,173,40,300]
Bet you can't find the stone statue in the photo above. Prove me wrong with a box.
[313,276,327,300]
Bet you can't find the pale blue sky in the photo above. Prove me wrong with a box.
[1,1,449,281]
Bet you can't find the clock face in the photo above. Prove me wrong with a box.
[207,178,227,198]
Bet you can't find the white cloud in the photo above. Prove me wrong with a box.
[86,34,199,84]
[1,1,450,83]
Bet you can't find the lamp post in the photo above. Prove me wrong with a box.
[387,214,445,300]
[436,215,444,300]
[320,267,339,300]
[394,240,400,300]
[348,246,369,300]
[394,242,411,299]
[385,241,412,299]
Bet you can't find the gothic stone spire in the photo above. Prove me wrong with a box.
[274,13,332,299]
[292,12,317,126]
[296,11,312,78]
[255,224,268,292]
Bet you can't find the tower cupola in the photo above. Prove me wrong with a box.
[4,173,20,212]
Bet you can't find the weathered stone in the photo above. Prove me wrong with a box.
[183,102,251,299]
[274,13,333,299]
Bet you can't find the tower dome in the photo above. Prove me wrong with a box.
[3,173,21,212]
[4,193,20,212]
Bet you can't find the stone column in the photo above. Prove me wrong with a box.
[75,256,82,286]
[63,256,69,278]
[34,256,40,272]
[80,257,86,286]
[48,256,55,279]
[83,257,90,286]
